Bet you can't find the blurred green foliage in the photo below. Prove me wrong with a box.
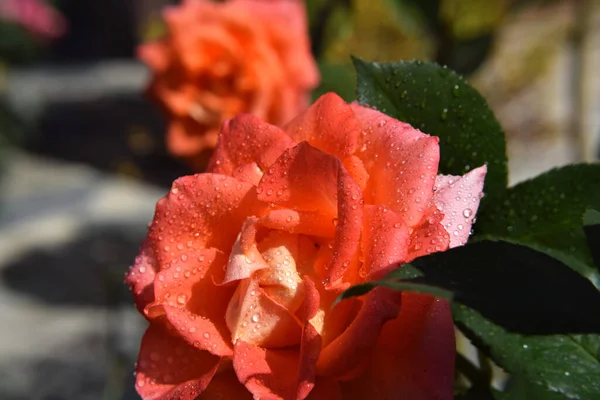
[308,0,568,99]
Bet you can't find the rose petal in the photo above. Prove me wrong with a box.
[342,294,455,400]
[166,118,219,159]
[325,166,364,290]
[145,250,235,357]
[126,240,158,314]
[306,378,343,400]
[148,173,265,271]
[153,247,221,306]
[134,320,220,400]
[224,217,269,283]
[297,277,323,399]
[257,142,338,213]
[406,205,450,262]
[226,279,302,348]
[361,205,410,280]
[351,104,440,226]
[138,41,171,73]
[284,93,361,159]
[208,115,296,184]
[433,165,487,247]
[175,23,242,75]
[316,287,401,379]
[233,278,322,400]
[255,230,305,312]
[258,209,336,238]
[198,368,253,399]
[232,0,319,90]
[234,343,301,400]
[342,155,369,193]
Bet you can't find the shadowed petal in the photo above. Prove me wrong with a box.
[316,287,401,379]
[342,294,455,400]
[134,320,220,400]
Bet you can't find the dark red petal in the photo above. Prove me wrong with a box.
[134,320,220,400]
[316,287,401,378]
[342,294,455,400]
[306,378,343,400]
[198,368,253,399]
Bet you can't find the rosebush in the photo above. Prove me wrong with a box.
[126,93,486,399]
[139,0,319,170]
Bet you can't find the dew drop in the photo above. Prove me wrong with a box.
[251,313,260,323]
[177,294,187,305]
[462,208,473,218]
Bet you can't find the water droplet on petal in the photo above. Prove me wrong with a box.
[251,313,260,323]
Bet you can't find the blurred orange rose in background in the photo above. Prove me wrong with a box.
[127,93,487,399]
[139,0,320,171]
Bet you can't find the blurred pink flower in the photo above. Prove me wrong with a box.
[0,0,67,39]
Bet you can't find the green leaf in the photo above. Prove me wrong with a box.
[312,61,356,103]
[337,279,453,305]
[584,209,600,226]
[335,263,452,304]
[474,164,600,287]
[353,58,508,195]
[455,305,600,400]
[340,241,600,334]
[583,209,600,270]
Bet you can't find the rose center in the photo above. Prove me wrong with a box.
[224,230,310,348]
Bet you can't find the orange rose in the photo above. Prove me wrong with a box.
[126,93,487,399]
[139,0,319,170]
